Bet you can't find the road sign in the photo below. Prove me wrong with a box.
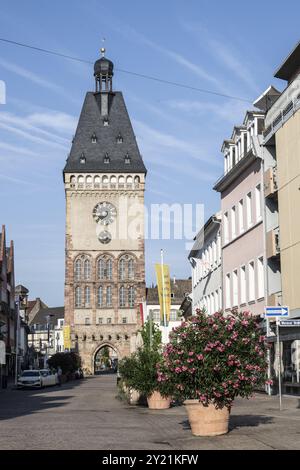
[279,319,300,327]
[265,306,289,318]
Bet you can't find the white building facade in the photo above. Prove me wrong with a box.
[189,213,222,315]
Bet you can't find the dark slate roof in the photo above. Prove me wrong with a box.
[31,306,64,326]
[274,40,300,81]
[146,279,192,305]
[63,91,147,174]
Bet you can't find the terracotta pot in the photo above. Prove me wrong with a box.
[184,400,230,436]
[147,391,171,409]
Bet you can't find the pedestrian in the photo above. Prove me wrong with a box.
[57,366,62,386]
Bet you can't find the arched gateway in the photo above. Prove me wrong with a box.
[93,344,118,374]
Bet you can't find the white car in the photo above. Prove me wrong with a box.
[17,369,58,388]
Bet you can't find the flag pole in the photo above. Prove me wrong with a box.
[160,249,167,332]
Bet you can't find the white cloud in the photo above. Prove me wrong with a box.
[166,99,248,123]
[133,119,219,166]
[0,141,39,157]
[27,112,77,134]
[181,22,259,95]
[113,24,231,95]
[0,58,80,104]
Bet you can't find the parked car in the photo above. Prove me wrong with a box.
[17,369,58,388]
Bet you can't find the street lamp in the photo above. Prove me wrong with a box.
[14,285,29,385]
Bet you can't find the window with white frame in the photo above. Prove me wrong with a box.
[224,212,229,244]
[119,286,126,307]
[209,244,213,268]
[240,265,246,304]
[97,286,103,307]
[75,259,82,281]
[106,286,112,307]
[128,286,135,307]
[257,257,264,299]
[212,239,217,266]
[255,184,262,222]
[239,199,244,234]
[75,287,82,307]
[248,261,255,302]
[211,292,215,314]
[232,269,238,307]
[207,294,211,315]
[170,310,178,321]
[246,192,253,228]
[119,258,125,280]
[84,259,91,280]
[225,273,231,309]
[85,286,90,306]
[215,290,219,312]
[98,258,105,280]
[128,258,134,279]
[231,206,236,239]
[217,233,221,263]
[219,288,222,310]
[107,259,112,280]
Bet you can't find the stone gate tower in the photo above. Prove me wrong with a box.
[63,49,146,373]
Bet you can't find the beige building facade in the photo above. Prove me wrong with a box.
[63,51,146,373]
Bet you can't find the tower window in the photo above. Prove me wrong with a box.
[119,286,126,307]
[116,133,123,144]
[107,318,112,324]
[125,153,131,164]
[75,287,82,307]
[104,153,110,164]
[80,153,86,164]
[128,286,135,308]
[91,133,97,143]
[98,317,103,324]
[103,117,109,126]
[122,317,127,324]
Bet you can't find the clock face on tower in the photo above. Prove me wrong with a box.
[93,202,117,225]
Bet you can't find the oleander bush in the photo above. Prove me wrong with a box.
[157,309,270,409]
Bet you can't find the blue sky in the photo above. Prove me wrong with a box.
[0,0,299,306]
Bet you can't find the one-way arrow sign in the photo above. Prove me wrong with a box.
[265,306,289,318]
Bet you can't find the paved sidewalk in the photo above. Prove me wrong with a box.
[0,375,299,450]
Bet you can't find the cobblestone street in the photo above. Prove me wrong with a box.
[0,375,300,450]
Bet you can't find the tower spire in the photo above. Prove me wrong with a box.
[94,43,114,93]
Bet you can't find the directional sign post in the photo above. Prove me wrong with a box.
[264,306,289,411]
[265,306,289,318]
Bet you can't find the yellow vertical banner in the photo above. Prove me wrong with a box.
[155,263,171,325]
[63,325,71,350]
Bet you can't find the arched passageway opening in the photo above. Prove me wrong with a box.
[94,345,118,375]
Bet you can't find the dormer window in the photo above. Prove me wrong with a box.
[104,153,110,164]
[103,117,109,126]
[91,133,97,143]
[124,153,131,164]
[80,153,86,164]
[117,133,123,144]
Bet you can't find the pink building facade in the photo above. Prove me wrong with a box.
[214,111,266,317]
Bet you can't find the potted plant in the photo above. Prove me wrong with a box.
[158,310,270,436]
[119,321,173,409]
[118,353,142,405]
